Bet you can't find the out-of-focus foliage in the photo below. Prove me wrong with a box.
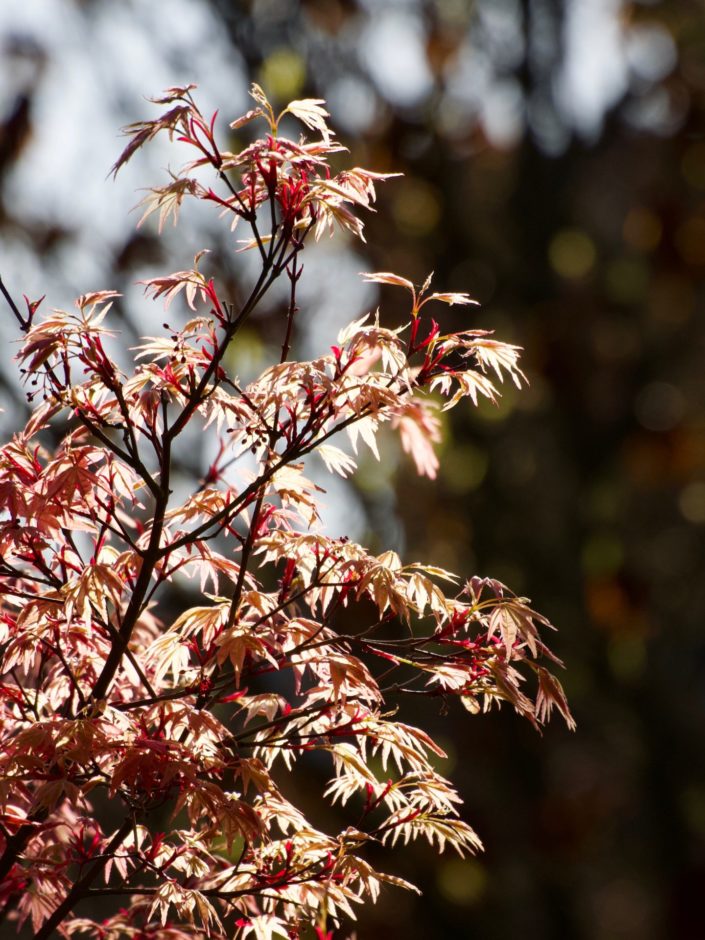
[1,1,703,937]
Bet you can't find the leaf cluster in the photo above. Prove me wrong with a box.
[0,84,572,939]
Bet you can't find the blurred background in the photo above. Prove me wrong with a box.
[1,1,704,938]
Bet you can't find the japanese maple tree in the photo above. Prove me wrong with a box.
[0,84,573,939]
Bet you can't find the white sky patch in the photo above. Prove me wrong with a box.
[359,10,433,108]
[444,38,490,115]
[326,75,379,135]
[296,242,377,360]
[305,458,367,543]
[625,23,677,84]
[480,79,524,149]
[556,0,628,139]
[476,0,525,72]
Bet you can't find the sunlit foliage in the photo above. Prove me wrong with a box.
[0,85,572,939]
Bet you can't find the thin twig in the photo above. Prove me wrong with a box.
[0,275,27,330]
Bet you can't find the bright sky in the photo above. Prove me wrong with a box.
[0,0,676,298]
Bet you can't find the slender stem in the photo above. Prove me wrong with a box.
[88,477,169,704]
[280,252,302,364]
[0,819,43,884]
[164,213,294,445]
[34,817,133,940]
[0,275,27,329]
